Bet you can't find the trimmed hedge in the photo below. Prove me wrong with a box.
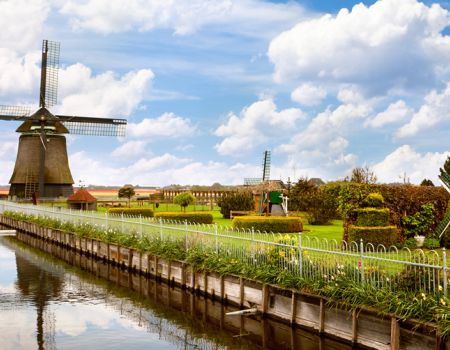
[108,208,154,217]
[354,208,390,227]
[155,212,213,224]
[362,193,384,208]
[348,225,398,247]
[232,216,303,233]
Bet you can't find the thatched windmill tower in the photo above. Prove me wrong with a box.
[0,40,127,198]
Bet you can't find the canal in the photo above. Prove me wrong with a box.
[0,232,358,349]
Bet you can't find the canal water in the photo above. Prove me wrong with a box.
[0,232,357,350]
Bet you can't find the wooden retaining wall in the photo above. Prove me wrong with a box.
[1,215,446,350]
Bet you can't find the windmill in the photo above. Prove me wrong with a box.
[0,40,127,199]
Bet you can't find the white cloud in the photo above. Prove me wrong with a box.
[396,83,450,138]
[0,0,49,52]
[59,0,304,38]
[373,145,449,184]
[214,98,303,155]
[268,0,450,95]
[70,151,259,186]
[111,141,148,157]
[291,83,326,106]
[277,102,372,179]
[127,113,196,139]
[365,100,412,128]
[55,65,154,118]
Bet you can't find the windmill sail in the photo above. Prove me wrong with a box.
[40,40,60,108]
[57,116,127,137]
[0,105,31,120]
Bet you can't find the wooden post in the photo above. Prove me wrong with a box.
[390,317,400,350]
[220,275,225,301]
[290,291,297,325]
[319,298,325,334]
[239,277,244,308]
[168,260,172,283]
[154,256,159,279]
[352,309,358,344]
[181,263,186,288]
[204,272,208,295]
[262,284,269,314]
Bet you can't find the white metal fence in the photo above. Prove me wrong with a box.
[0,201,447,296]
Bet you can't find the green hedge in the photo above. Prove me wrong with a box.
[232,216,302,233]
[108,208,154,217]
[155,212,213,224]
[348,225,398,247]
[354,208,390,227]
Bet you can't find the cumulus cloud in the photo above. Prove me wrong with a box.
[58,0,304,38]
[291,83,326,106]
[396,83,450,138]
[365,100,412,128]
[214,98,303,155]
[277,102,372,179]
[55,65,154,118]
[70,151,259,186]
[373,145,449,183]
[0,0,49,52]
[268,0,450,95]
[111,141,148,157]
[127,112,196,139]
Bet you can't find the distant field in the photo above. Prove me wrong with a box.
[87,188,158,198]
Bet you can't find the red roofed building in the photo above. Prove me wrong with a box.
[67,188,97,211]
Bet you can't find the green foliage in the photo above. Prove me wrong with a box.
[118,185,135,207]
[420,179,435,186]
[348,166,377,184]
[362,193,384,208]
[348,226,398,246]
[424,237,441,249]
[107,208,154,217]
[401,203,435,238]
[304,187,338,225]
[232,216,302,233]
[217,190,254,219]
[404,238,417,249]
[155,212,213,224]
[354,208,390,227]
[173,192,195,212]
[444,156,450,175]
[289,177,318,211]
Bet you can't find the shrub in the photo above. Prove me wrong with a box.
[217,191,254,219]
[348,226,398,247]
[424,237,441,249]
[401,203,435,238]
[173,192,195,212]
[404,238,417,249]
[305,188,338,225]
[362,193,384,208]
[107,208,154,217]
[155,212,213,224]
[354,208,390,227]
[232,216,302,233]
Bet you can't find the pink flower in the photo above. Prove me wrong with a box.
[358,261,362,267]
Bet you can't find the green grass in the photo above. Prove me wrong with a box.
[302,220,344,241]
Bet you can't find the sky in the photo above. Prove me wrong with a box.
[1,0,450,187]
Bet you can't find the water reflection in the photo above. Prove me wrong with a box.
[0,233,358,349]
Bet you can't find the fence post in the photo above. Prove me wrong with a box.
[159,217,163,241]
[251,226,255,260]
[139,214,142,237]
[444,248,447,295]
[121,212,124,233]
[184,220,188,250]
[215,223,218,254]
[298,233,303,277]
[105,211,108,230]
[360,239,365,282]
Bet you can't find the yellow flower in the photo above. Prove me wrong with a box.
[440,298,446,306]
[421,292,426,300]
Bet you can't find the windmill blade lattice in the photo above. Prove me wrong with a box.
[0,105,32,120]
[57,115,127,137]
[40,40,60,108]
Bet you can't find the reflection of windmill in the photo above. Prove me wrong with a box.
[0,40,127,199]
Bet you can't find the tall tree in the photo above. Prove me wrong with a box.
[420,179,434,186]
[349,166,377,184]
[118,185,135,207]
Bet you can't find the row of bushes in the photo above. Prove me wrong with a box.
[232,216,302,233]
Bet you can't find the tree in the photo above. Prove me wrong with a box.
[289,177,317,211]
[420,179,434,186]
[173,192,195,212]
[444,156,450,174]
[349,166,377,184]
[217,191,254,219]
[118,185,135,207]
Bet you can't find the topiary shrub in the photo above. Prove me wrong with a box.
[155,212,213,224]
[217,191,254,219]
[348,226,398,247]
[362,192,384,208]
[108,208,154,217]
[354,208,390,227]
[232,216,302,233]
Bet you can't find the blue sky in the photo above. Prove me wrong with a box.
[1,0,450,186]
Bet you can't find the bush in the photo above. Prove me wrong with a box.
[424,237,441,249]
[108,208,154,217]
[173,192,195,212]
[232,216,302,233]
[305,188,338,225]
[401,203,435,238]
[362,193,384,208]
[403,237,417,249]
[348,226,398,247]
[217,191,254,219]
[155,212,213,224]
[354,208,390,227]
